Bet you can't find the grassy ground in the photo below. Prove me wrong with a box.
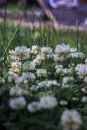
[0,22,87,55]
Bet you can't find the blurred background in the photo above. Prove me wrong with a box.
[0,0,87,26]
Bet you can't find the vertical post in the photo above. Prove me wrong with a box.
[37,0,59,29]
[22,0,27,17]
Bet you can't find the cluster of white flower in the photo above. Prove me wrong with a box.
[55,43,71,56]
[14,46,30,60]
[31,45,40,54]
[55,65,72,76]
[61,109,82,130]
[9,86,28,96]
[55,65,63,75]
[46,80,59,87]
[36,69,47,77]
[27,101,41,113]
[27,95,58,113]
[82,96,87,103]
[2,43,87,130]
[8,71,18,82]
[15,72,36,88]
[9,96,26,109]
[23,61,35,71]
[10,61,21,73]
[32,57,42,65]
[41,46,53,55]
[62,76,74,85]
[69,52,85,59]
[30,80,59,90]
[0,77,5,84]
[85,58,87,63]
[9,50,19,62]
[60,100,68,106]
[75,63,87,79]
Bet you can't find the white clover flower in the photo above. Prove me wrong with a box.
[9,96,26,109]
[81,86,87,94]
[46,80,59,87]
[9,50,15,55]
[9,87,28,96]
[37,81,47,89]
[36,69,47,77]
[46,53,54,58]
[33,58,41,65]
[55,65,63,75]
[75,64,87,78]
[55,43,70,55]
[30,85,37,91]
[41,46,52,55]
[14,46,30,59]
[10,55,20,62]
[70,48,77,53]
[61,109,82,130]
[15,76,27,87]
[27,72,36,81]
[60,100,68,106]
[69,52,85,59]
[27,101,41,113]
[9,50,20,62]
[72,97,79,102]
[36,54,45,61]
[62,76,74,85]
[8,71,18,82]
[0,77,5,84]
[82,96,87,103]
[83,76,87,83]
[10,61,21,73]
[23,61,35,71]
[53,54,64,62]
[40,96,58,109]
[63,68,72,75]
[85,58,87,63]
[22,72,36,81]
[31,45,40,54]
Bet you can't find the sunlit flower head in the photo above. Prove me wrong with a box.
[10,61,21,73]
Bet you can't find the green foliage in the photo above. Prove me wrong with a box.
[0,22,87,50]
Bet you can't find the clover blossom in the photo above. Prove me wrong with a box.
[27,101,41,113]
[55,43,70,56]
[39,95,58,109]
[75,63,87,78]
[36,69,47,77]
[9,96,26,109]
[14,46,30,60]
[61,109,82,130]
